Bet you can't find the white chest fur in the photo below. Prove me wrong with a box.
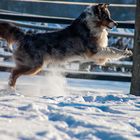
[96,29,108,49]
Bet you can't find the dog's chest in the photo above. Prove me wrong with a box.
[97,30,108,48]
[90,29,108,49]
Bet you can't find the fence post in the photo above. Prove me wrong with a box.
[130,0,140,96]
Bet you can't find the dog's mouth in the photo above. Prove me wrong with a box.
[99,19,118,29]
[107,21,118,29]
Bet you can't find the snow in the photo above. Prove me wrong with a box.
[0,71,140,140]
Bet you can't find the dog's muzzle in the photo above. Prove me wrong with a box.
[108,19,118,29]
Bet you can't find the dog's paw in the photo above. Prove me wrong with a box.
[123,49,133,57]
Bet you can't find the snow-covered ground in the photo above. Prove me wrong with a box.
[0,71,140,140]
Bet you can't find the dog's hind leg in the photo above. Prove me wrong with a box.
[9,65,42,88]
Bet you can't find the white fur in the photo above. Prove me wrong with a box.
[96,29,108,49]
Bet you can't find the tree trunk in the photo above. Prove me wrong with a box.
[130,0,140,96]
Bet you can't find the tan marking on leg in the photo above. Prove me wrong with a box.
[9,65,42,88]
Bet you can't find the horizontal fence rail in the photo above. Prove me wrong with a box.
[0,12,135,29]
[0,61,131,82]
[0,12,73,24]
[13,0,136,8]
[109,31,134,38]
[66,71,131,82]
[0,19,134,38]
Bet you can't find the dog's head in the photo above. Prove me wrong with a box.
[85,3,117,29]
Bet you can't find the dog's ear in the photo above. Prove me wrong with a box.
[97,3,109,9]
[94,4,102,16]
[97,3,105,8]
[104,3,109,8]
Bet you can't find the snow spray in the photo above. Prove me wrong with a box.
[41,66,68,96]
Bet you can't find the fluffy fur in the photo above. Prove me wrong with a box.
[0,3,132,88]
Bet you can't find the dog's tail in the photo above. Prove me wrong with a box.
[0,22,24,50]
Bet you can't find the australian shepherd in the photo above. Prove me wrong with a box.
[0,3,132,88]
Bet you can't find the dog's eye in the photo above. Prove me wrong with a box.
[104,15,109,19]
[102,13,109,19]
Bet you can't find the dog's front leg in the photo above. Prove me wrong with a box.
[96,47,132,59]
[92,47,133,65]
[99,47,132,59]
